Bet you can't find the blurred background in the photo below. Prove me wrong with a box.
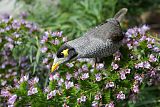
[0,0,160,39]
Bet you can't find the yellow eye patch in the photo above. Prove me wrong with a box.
[61,49,69,57]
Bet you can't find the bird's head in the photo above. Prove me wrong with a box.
[51,44,78,72]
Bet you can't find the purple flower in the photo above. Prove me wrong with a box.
[20,12,28,19]
[96,63,104,70]
[116,91,125,100]
[33,77,39,83]
[74,72,79,78]
[111,62,119,70]
[19,74,29,83]
[153,47,160,52]
[44,87,50,93]
[5,26,11,31]
[42,58,48,64]
[143,61,151,69]
[41,46,48,53]
[125,69,131,74]
[114,51,121,61]
[81,73,89,80]
[135,61,151,69]
[2,18,9,23]
[92,101,98,107]
[151,38,155,43]
[40,35,48,44]
[147,44,152,48]
[140,36,147,41]
[75,84,80,90]
[25,22,32,28]
[28,87,38,96]
[106,82,115,88]
[47,90,57,100]
[52,39,60,45]
[133,41,139,46]
[58,78,64,86]
[52,31,63,37]
[49,73,60,81]
[5,74,11,78]
[65,81,74,89]
[95,73,102,81]
[149,54,157,62]
[5,43,14,49]
[80,95,87,102]
[0,29,5,33]
[138,25,150,35]
[135,62,143,69]
[1,89,11,97]
[8,105,14,107]
[62,103,69,107]
[13,32,21,38]
[127,43,133,50]
[62,37,68,42]
[66,63,74,68]
[5,37,13,42]
[44,31,49,37]
[1,80,7,86]
[66,73,72,80]
[12,20,21,29]
[125,28,137,38]
[8,94,17,104]
[120,71,126,80]
[148,70,156,77]
[94,93,102,100]
[77,98,81,104]
[82,64,88,71]
[134,74,143,83]
[105,101,114,107]
[132,84,139,93]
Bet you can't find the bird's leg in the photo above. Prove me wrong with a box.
[94,58,97,69]
[94,57,102,69]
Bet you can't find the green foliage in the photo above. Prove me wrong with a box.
[17,0,118,39]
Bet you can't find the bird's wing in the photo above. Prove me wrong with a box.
[85,8,127,42]
[85,22,123,42]
[67,35,110,58]
[82,37,107,57]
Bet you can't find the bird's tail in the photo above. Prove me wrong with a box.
[114,8,128,22]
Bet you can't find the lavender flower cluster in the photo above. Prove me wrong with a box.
[0,15,159,107]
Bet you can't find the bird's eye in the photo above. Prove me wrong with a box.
[60,53,64,56]
[57,52,64,58]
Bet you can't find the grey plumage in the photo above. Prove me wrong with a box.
[62,8,127,60]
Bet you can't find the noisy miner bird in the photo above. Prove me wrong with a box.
[51,8,128,72]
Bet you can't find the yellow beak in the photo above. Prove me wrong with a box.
[51,63,59,72]
[51,56,64,72]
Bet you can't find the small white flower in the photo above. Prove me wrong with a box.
[95,73,102,81]
[80,95,86,102]
[28,87,38,96]
[116,91,125,100]
[33,77,39,83]
[65,81,74,89]
[47,90,57,100]
[92,101,98,107]
[81,73,89,80]
[8,94,17,104]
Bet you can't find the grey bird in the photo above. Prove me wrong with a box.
[51,8,128,72]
